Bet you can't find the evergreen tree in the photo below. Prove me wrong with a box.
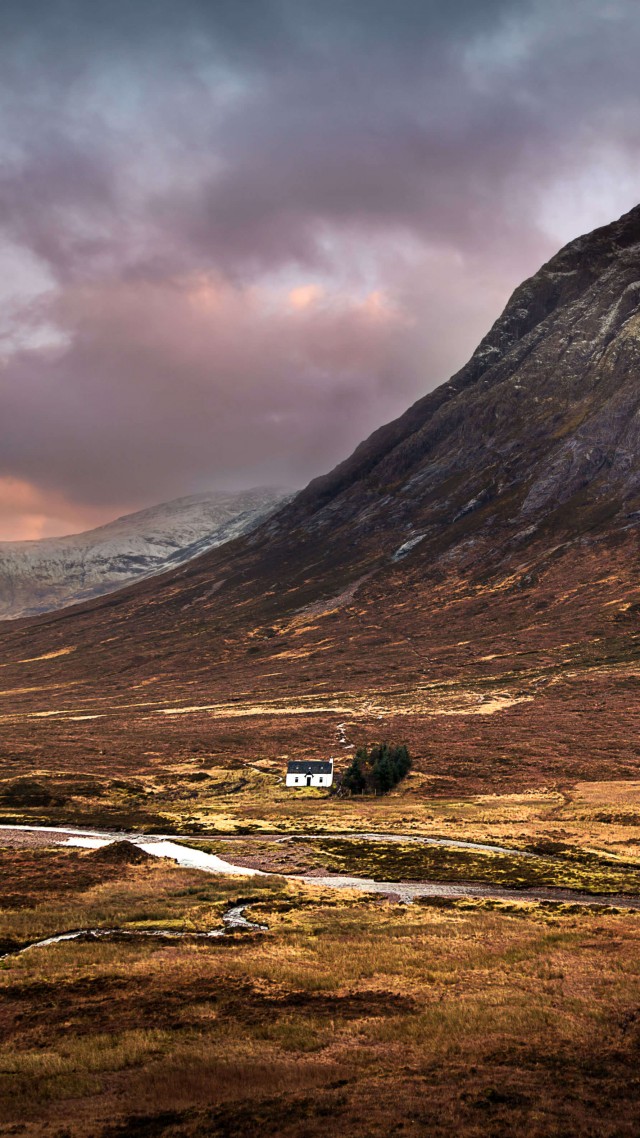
[395,745,411,779]
[371,750,392,792]
[343,741,411,795]
[342,756,366,794]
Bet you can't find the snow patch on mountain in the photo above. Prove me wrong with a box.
[391,534,426,561]
[0,488,290,620]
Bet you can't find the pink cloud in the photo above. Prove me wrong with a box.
[0,477,118,541]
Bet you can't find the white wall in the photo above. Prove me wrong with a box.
[286,771,333,788]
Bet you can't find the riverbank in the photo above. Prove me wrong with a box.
[3,823,640,908]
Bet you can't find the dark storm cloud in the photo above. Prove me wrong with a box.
[1,0,640,537]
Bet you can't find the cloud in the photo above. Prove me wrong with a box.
[0,272,416,507]
[0,477,118,541]
[1,1,640,535]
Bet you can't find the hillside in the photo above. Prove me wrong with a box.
[0,488,289,619]
[1,205,640,805]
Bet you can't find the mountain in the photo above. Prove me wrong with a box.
[2,205,640,795]
[0,488,290,619]
[281,202,640,556]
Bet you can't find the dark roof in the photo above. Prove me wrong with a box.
[287,760,333,774]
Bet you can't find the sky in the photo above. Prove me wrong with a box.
[1,0,640,540]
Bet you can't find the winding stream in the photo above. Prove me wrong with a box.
[2,823,640,912]
[0,904,268,962]
[0,823,535,860]
[269,831,538,857]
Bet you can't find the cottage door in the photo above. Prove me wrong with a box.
[306,775,312,786]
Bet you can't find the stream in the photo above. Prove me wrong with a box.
[0,904,268,961]
[2,823,640,913]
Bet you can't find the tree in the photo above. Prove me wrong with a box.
[395,745,410,778]
[343,742,411,795]
[372,751,394,793]
[342,756,366,794]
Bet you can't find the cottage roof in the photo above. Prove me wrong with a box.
[287,760,333,774]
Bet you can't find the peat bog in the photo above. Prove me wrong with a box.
[1,842,640,1136]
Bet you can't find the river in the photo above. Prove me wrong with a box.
[2,822,639,909]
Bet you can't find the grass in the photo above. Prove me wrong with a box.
[174,830,640,895]
[3,773,637,1138]
[308,837,640,894]
[1,842,637,1133]
[0,1029,171,1077]
[0,849,282,945]
[2,765,640,870]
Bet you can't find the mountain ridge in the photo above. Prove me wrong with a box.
[1,206,640,795]
[5,203,640,634]
[288,202,640,523]
[0,487,290,620]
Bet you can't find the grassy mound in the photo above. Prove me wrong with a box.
[86,841,154,866]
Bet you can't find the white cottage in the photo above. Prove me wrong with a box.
[286,759,334,789]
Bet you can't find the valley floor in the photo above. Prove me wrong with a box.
[2,618,640,1135]
[1,789,640,1137]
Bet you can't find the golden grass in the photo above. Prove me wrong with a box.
[0,1029,171,1077]
[0,863,638,1135]
[1,791,640,1135]
[307,837,640,893]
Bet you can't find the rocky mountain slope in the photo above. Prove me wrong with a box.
[279,202,640,559]
[1,205,640,795]
[0,488,289,619]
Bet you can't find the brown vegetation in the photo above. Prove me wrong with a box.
[2,208,640,1133]
[1,848,640,1136]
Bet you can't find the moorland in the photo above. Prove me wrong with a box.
[3,206,640,1134]
[1,838,640,1138]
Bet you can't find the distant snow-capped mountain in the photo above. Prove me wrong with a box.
[0,488,290,620]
